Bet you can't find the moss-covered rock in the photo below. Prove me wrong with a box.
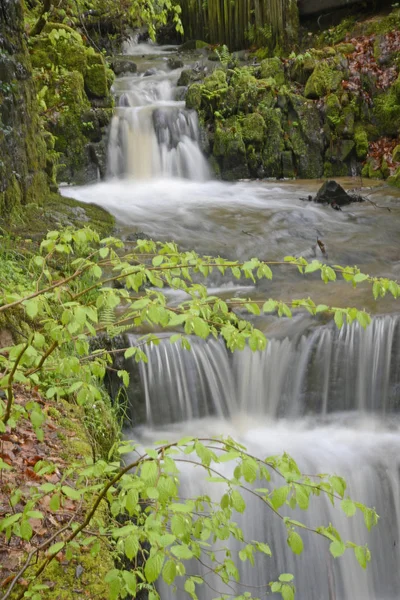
[304,60,343,99]
[6,193,115,241]
[85,63,109,98]
[84,51,113,99]
[213,117,248,180]
[392,144,400,163]
[281,150,295,178]
[260,57,285,85]
[335,42,356,54]
[261,108,284,177]
[325,139,355,163]
[30,26,88,75]
[186,83,203,110]
[388,165,400,187]
[241,113,266,144]
[289,55,316,85]
[354,124,369,159]
[0,0,49,220]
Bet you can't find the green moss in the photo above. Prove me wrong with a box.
[392,145,400,163]
[203,69,227,92]
[362,158,384,180]
[0,2,49,220]
[324,161,348,178]
[388,165,400,187]
[289,55,316,85]
[325,93,341,128]
[261,108,284,177]
[5,193,114,241]
[213,117,248,180]
[0,174,22,218]
[241,113,266,144]
[186,83,202,110]
[335,43,356,54]
[373,88,400,136]
[30,29,88,75]
[354,124,369,159]
[85,64,109,98]
[304,61,343,99]
[260,57,285,85]
[281,150,295,178]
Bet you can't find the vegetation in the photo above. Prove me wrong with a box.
[1,226,398,599]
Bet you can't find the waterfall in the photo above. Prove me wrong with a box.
[126,315,400,599]
[107,59,210,181]
[131,315,400,425]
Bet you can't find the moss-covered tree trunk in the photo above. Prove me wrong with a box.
[178,0,299,51]
[0,0,49,220]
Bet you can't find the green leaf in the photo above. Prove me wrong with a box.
[287,531,303,555]
[316,304,329,313]
[61,486,81,500]
[242,458,258,483]
[0,513,22,530]
[353,273,368,283]
[184,578,196,594]
[124,536,139,560]
[162,560,177,585]
[341,498,356,517]
[329,475,346,498]
[169,503,193,513]
[231,490,246,513]
[270,486,289,510]
[20,520,33,541]
[281,584,295,600]
[49,494,60,511]
[334,310,344,329]
[330,540,346,558]
[145,552,164,583]
[48,541,65,555]
[354,545,370,569]
[170,544,193,559]
[279,573,294,582]
[122,571,137,595]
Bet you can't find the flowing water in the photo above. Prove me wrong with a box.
[63,41,400,599]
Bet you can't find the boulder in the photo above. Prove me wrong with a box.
[314,180,353,206]
[111,57,137,76]
[167,57,184,70]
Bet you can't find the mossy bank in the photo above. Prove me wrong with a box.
[186,8,400,184]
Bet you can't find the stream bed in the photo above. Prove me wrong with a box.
[62,40,400,599]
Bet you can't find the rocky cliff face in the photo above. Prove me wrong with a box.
[0,0,49,219]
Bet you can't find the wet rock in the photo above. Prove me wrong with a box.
[314,180,353,206]
[111,57,137,76]
[167,57,184,70]
[144,68,157,77]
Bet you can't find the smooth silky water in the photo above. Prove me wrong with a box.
[62,40,400,599]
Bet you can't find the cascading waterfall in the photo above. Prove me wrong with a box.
[107,59,210,181]
[132,315,400,425]
[127,315,400,599]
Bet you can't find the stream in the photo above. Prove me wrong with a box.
[63,41,400,599]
